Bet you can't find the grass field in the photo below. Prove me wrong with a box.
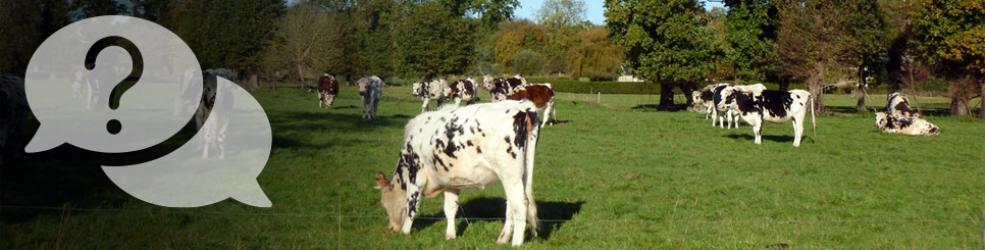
[2,86,984,249]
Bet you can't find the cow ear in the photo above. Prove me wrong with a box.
[375,172,389,190]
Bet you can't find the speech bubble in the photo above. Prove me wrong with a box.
[24,16,202,153]
[23,16,272,207]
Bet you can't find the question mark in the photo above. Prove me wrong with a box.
[84,36,143,135]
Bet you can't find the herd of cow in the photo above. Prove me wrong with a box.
[691,82,940,148]
[0,71,945,246]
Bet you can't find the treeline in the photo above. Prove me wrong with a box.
[0,0,624,88]
[606,0,984,118]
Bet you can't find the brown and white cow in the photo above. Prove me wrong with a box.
[440,78,479,106]
[412,76,446,112]
[483,75,528,102]
[316,73,340,108]
[375,100,541,246]
[717,84,816,147]
[506,83,556,127]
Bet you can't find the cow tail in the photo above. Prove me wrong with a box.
[523,108,540,237]
[810,95,817,143]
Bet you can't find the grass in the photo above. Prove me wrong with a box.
[2,86,984,249]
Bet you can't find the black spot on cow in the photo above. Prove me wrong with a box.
[442,118,463,159]
[407,191,420,216]
[732,92,760,115]
[760,90,793,118]
[898,117,913,128]
[700,90,715,102]
[466,140,474,147]
[476,145,482,153]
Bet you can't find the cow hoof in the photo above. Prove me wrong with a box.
[445,234,456,240]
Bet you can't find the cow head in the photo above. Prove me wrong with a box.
[375,172,407,231]
[874,112,891,129]
[481,75,495,90]
[716,87,737,112]
[691,90,704,106]
[411,82,423,97]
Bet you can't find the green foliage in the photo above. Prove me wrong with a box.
[528,78,661,94]
[723,0,780,81]
[394,2,478,76]
[566,27,623,80]
[913,0,985,76]
[509,49,546,75]
[605,0,723,84]
[166,0,285,74]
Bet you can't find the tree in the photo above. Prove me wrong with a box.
[537,0,587,28]
[913,0,985,118]
[836,0,886,112]
[261,2,339,88]
[165,0,284,78]
[73,0,125,17]
[606,0,723,109]
[723,0,780,83]
[566,27,623,80]
[394,2,477,76]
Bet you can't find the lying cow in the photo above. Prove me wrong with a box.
[874,112,940,136]
[717,84,816,147]
[483,75,527,102]
[506,83,556,127]
[412,76,446,112]
[440,78,479,106]
[316,73,340,108]
[375,100,541,246]
[875,93,939,136]
[358,76,384,119]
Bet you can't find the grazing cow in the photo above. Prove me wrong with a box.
[875,93,939,136]
[374,100,541,246]
[506,83,556,127]
[717,84,816,147]
[692,83,739,128]
[483,75,528,102]
[412,76,446,112]
[0,74,29,165]
[358,76,384,119]
[441,78,479,106]
[874,112,940,136]
[316,73,340,108]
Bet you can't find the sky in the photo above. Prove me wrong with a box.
[514,0,727,25]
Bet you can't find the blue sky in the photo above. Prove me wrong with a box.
[514,0,727,25]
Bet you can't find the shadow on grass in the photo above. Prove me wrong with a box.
[269,112,411,132]
[417,197,584,240]
[725,133,796,143]
[630,104,689,112]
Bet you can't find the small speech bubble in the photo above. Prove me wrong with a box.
[23,16,272,207]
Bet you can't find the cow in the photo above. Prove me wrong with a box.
[192,68,235,130]
[692,83,740,129]
[412,76,446,112]
[875,93,939,136]
[0,74,29,165]
[717,84,816,147]
[886,92,920,118]
[440,78,479,106]
[358,76,384,119]
[374,100,541,246]
[506,83,556,127]
[196,69,234,159]
[316,73,340,108]
[483,75,528,102]
[874,112,940,136]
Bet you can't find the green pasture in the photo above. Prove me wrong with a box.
[2,86,984,249]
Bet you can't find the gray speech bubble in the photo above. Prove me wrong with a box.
[23,16,272,207]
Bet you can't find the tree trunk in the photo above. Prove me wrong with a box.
[248,73,259,91]
[856,85,867,112]
[779,78,790,92]
[658,82,675,110]
[951,95,969,116]
[296,63,306,90]
[681,83,694,107]
[809,63,826,113]
[979,77,985,119]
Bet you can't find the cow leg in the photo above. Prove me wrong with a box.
[792,118,803,147]
[710,108,718,126]
[496,200,514,244]
[443,190,460,240]
[733,114,741,128]
[753,120,763,145]
[726,110,734,129]
[401,189,421,234]
[420,98,430,112]
[541,102,554,127]
[318,93,325,108]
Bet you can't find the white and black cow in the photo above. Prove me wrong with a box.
[717,84,816,147]
[441,78,479,106]
[317,73,340,108]
[412,76,446,112]
[694,83,740,129]
[197,69,235,159]
[375,100,541,246]
[483,75,528,102]
[358,75,384,119]
[875,93,939,136]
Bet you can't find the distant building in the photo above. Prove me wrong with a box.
[617,65,644,82]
